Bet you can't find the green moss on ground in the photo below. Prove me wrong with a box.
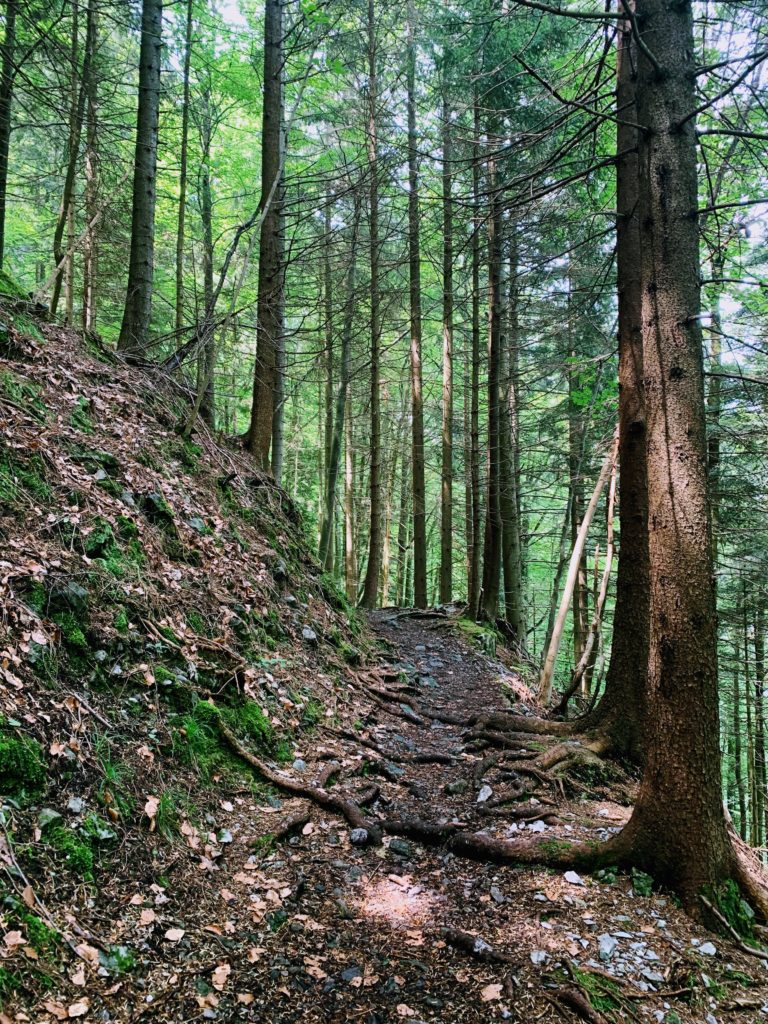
[0,722,46,798]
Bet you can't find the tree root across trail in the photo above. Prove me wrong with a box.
[216,610,637,879]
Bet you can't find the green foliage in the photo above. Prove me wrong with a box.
[114,608,129,632]
[0,967,22,1005]
[0,269,28,299]
[703,879,755,939]
[631,868,654,897]
[48,826,95,879]
[70,395,94,433]
[0,370,46,418]
[0,453,51,506]
[154,792,179,841]
[0,722,46,798]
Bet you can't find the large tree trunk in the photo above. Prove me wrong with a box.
[0,0,16,269]
[344,392,358,604]
[406,0,427,609]
[198,86,215,428]
[607,0,734,904]
[321,202,334,570]
[580,1,648,761]
[246,0,284,465]
[118,0,162,355]
[361,0,383,608]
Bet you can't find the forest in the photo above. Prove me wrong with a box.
[1,0,768,1020]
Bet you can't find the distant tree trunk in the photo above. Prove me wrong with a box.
[755,600,766,850]
[439,84,453,605]
[0,0,17,269]
[270,171,286,482]
[567,265,588,667]
[397,450,411,607]
[197,86,215,427]
[480,150,502,622]
[81,1,98,331]
[52,1,94,318]
[406,0,427,609]
[246,0,284,465]
[467,93,482,616]
[361,0,383,608]
[500,228,523,640]
[344,392,357,603]
[321,203,334,568]
[175,0,193,335]
[117,0,162,355]
[734,664,747,839]
[319,203,359,568]
[607,0,737,907]
[580,1,648,762]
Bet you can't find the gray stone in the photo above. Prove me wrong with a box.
[341,966,362,983]
[699,942,717,957]
[292,758,307,772]
[349,828,369,846]
[529,949,548,965]
[389,839,412,858]
[302,626,318,644]
[528,820,546,833]
[477,785,493,803]
[67,796,85,814]
[598,934,618,961]
[564,871,585,886]
[38,808,62,829]
[490,886,505,905]
[444,779,468,796]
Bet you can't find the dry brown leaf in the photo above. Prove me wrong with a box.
[481,983,503,1002]
[236,993,254,1005]
[211,963,231,991]
[67,999,90,1018]
[43,1001,68,1021]
[164,927,185,942]
[139,909,156,926]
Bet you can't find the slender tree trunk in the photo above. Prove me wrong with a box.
[0,0,17,269]
[246,0,284,465]
[344,392,357,603]
[406,0,427,609]
[734,663,747,840]
[175,0,193,335]
[361,0,383,607]
[319,202,360,568]
[480,150,502,622]
[567,264,588,666]
[439,83,453,604]
[468,94,482,615]
[500,229,523,640]
[755,601,766,851]
[81,1,98,331]
[117,0,162,354]
[198,86,215,427]
[321,202,334,569]
[581,2,648,762]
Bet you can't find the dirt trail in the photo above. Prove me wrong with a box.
[36,611,768,1023]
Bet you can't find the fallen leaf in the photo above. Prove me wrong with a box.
[3,930,25,947]
[164,928,185,942]
[43,1002,67,1021]
[144,796,159,832]
[396,1006,415,1018]
[481,983,503,1002]
[21,885,35,908]
[211,963,231,991]
[70,967,86,987]
[236,993,254,1005]
[139,909,156,926]
[67,1000,90,1018]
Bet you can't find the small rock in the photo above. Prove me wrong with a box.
[349,828,369,846]
[699,942,717,957]
[292,759,307,772]
[642,969,665,985]
[477,785,493,804]
[490,886,505,905]
[341,966,362,983]
[564,871,585,887]
[705,1014,718,1024]
[528,820,546,833]
[444,779,468,796]
[186,516,207,534]
[302,626,318,644]
[38,808,62,829]
[598,934,618,962]
[389,839,412,858]
[67,796,85,814]
[529,949,548,965]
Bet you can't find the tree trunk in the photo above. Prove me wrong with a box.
[439,83,453,605]
[755,601,766,851]
[81,0,98,332]
[361,0,383,608]
[580,1,648,761]
[321,202,334,570]
[467,92,482,616]
[117,0,162,355]
[500,228,523,640]
[0,0,17,269]
[406,0,427,609]
[607,0,734,905]
[344,391,358,604]
[734,663,747,840]
[246,0,284,465]
[198,86,215,427]
[175,0,193,335]
[480,150,502,622]
[319,202,360,569]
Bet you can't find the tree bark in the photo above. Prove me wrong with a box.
[606,0,734,904]
[197,85,215,427]
[361,0,383,608]
[175,0,193,336]
[246,0,284,465]
[439,83,453,605]
[580,1,648,761]
[344,391,358,604]
[118,0,163,355]
[467,91,482,616]
[406,0,427,609]
[81,0,98,332]
[0,0,16,269]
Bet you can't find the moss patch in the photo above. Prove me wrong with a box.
[0,723,46,798]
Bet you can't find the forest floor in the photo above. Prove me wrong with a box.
[23,611,768,1024]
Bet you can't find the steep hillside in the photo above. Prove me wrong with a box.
[0,300,373,1011]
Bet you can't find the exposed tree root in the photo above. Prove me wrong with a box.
[440,927,512,964]
[217,717,383,844]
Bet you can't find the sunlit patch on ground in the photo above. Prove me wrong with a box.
[358,872,443,927]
